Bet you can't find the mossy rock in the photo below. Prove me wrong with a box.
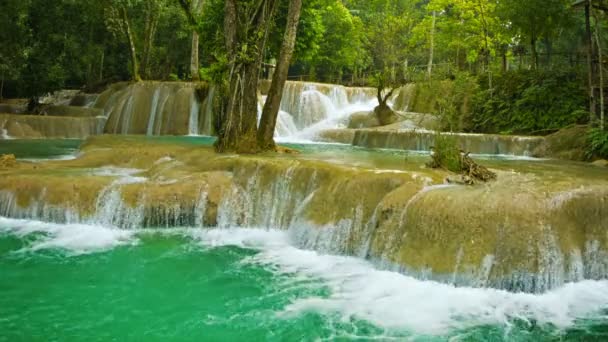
[348,111,380,128]
[533,125,589,161]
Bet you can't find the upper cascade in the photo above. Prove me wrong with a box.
[274,81,378,140]
[95,82,215,136]
[94,81,377,139]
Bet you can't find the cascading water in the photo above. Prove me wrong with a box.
[1,137,608,340]
[271,82,378,141]
[146,87,161,136]
[97,82,212,136]
[188,92,200,136]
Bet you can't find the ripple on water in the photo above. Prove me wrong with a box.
[1,219,607,340]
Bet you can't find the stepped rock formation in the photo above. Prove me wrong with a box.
[0,135,606,293]
[95,82,215,136]
[0,114,105,139]
[319,128,545,156]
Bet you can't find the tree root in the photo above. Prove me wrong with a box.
[428,150,496,185]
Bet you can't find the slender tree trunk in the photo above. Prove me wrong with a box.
[190,32,201,81]
[141,1,159,80]
[544,37,553,67]
[586,1,597,121]
[190,0,204,81]
[99,50,105,82]
[257,0,303,150]
[0,73,4,101]
[594,9,605,130]
[427,11,436,80]
[477,0,490,71]
[531,35,538,70]
[121,5,140,81]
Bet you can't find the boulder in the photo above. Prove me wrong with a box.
[347,111,380,128]
[592,159,608,167]
[0,154,17,169]
[374,104,400,126]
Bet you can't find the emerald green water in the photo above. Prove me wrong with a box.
[1,138,607,340]
[1,218,607,341]
[0,139,82,159]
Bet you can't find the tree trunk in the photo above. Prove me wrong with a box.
[215,0,278,153]
[141,1,159,80]
[427,11,436,80]
[121,5,140,81]
[99,50,105,82]
[0,73,4,101]
[477,0,490,72]
[594,9,605,130]
[190,32,200,81]
[257,0,303,150]
[544,37,553,66]
[531,35,538,70]
[190,0,204,81]
[586,1,597,121]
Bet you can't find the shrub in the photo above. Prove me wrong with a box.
[586,128,608,159]
[471,69,588,135]
[429,133,462,172]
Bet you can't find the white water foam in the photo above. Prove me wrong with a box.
[0,118,13,140]
[0,217,137,255]
[187,227,608,336]
[89,167,147,185]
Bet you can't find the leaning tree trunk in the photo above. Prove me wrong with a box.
[215,0,278,153]
[121,5,140,81]
[257,0,303,150]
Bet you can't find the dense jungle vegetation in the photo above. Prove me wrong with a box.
[1,0,607,155]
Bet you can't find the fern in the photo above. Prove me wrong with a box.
[587,128,608,159]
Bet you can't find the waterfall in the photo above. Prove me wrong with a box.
[201,85,215,135]
[1,149,607,294]
[0,118,11,139]
[188,91,200,136]
[96,82,214,136]
[272,81,377,140]
[146,88,161,136]
[351,130,545,156]
[93,81,377,139]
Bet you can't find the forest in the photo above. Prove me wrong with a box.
[1,0,607,156]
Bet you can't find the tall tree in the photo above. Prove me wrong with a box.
[141,0,163,79]
[105,0,142,81]
[498,0,571,70]
[177,0,205,81]
[215,0,279,152]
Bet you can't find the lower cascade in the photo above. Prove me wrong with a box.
[1,136,607,295]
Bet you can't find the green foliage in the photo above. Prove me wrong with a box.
[429,133,463,172]
[199,55,228,86]
[471,69,588,134]
[433,72,478,132]
[586,128,608,159]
